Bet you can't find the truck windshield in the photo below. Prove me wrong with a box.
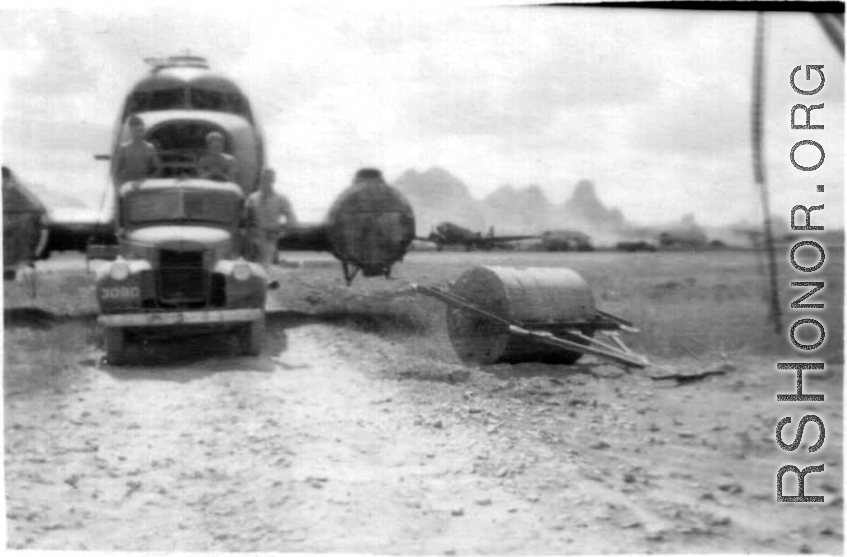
[126,190,239,225]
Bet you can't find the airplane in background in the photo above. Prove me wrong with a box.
[420,221,537,252]
[9,54,415,285]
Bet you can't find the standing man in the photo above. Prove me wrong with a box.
[244,168,297,287]
[114,115,162,185]
[198,131,236,182]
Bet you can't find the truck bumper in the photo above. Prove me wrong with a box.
[98,308,264,328]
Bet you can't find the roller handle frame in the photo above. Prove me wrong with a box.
[412,284,648,369]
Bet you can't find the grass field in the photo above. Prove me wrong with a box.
[274,248,844,365]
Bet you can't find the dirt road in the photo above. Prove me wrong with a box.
[4,254,843,553]
[4,323,842,553]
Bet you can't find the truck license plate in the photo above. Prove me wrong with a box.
[101,286,140,299]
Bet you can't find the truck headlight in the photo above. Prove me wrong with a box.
[233,262,252,281]
[109,261,130,281]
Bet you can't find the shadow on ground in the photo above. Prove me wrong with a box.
[98,321,292,380]
[485,360,630,381]
[3,307,97,330]
[94,306,425,380]
[4,304,429,386]
[268,307,425,337]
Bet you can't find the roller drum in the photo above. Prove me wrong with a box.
[446,266,596,365]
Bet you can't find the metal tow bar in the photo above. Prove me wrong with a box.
[412,283,649,370]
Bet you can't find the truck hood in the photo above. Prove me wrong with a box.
[126,225,232,252]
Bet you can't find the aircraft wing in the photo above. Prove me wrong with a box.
[42,207,116,257]
[45,217,335,255]
[483,234,539,244]
[276,222,330,251]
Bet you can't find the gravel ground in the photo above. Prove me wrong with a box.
[4,252,843,553]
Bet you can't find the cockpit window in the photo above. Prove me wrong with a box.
[188,87,251,119]
[227,93,246,116]
[190,88,226,111]
[126,190,239,225]
[148,88,186,111]
[126,92,150,115]
[126,89,186,116]
[123,84,253,122]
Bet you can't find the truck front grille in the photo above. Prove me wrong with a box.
[157,249,208,306]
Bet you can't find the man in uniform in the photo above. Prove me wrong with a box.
[198,131,236,182]
[114,115,162,184]
[244,168,297,287]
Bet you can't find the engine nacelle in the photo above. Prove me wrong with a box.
[326,169,415,282]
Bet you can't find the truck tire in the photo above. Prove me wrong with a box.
[105,327,128,365]
[239,318,264,356]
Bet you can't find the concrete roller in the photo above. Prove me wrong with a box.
[446,266,597,365]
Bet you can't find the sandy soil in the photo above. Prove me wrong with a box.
[4,253,844,553]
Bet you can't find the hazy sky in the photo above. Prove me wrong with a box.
[1,3,843,226]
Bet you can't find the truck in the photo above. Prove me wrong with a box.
[95,178,267,363]
[61,54,417,363]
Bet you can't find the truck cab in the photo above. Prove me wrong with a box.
[96,178,267,363]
